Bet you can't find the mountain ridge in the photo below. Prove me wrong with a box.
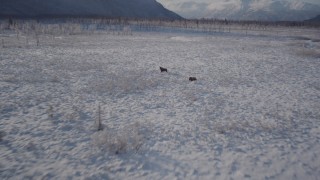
[0,0,182,19]
[163,0,320,21]
[305,14,320,22]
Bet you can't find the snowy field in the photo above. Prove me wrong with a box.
[1,27,320,179]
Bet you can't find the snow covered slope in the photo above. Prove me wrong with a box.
[160,0,320,21]
[0,0,181,19]
[0,24,320,179]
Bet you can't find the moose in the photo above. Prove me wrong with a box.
[158,66,196,82]
[160,66,168,72]
[189,77,197,81]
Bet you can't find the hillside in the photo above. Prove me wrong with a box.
[306,14,320,22]
[0,0,182,19]
[160,0,320,21]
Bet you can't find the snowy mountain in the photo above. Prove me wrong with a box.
[163,0,320,21]
[0,0,182,19]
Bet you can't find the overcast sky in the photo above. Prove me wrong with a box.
[157,0,320,18]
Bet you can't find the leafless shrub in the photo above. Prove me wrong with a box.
[96,103,103,131]
[296,48,320,58]
[93,122,145,155]
[50,75,60,83]
[0,131,5,141]
[1,75,18,83]
[212,120,247,134]
[47,105,53,120]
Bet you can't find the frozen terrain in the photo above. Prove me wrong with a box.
[1,26,320,179]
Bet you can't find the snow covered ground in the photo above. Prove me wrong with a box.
[1,27,320,179]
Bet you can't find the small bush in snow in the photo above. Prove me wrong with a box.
[47,105,54,120]
[296,48,320,58]
[93,122,145,155]
[95,103,103,131]
[0,131,5,141]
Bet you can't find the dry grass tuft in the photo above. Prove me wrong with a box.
[93,122,145,155]
[296,48,320,58]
